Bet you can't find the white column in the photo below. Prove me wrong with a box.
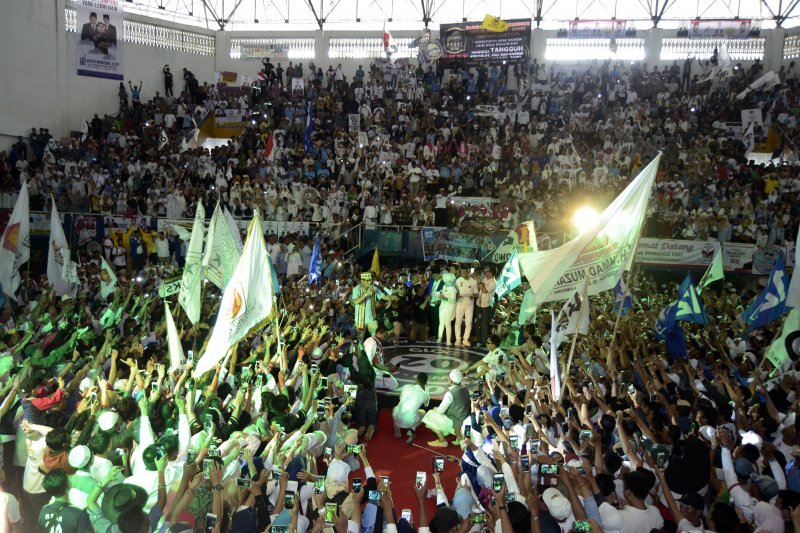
[214,30,228,74]
[55,0,69,137]
[764,27,786,71]
[315,29,327,69]
[532,28,547,64]
[645,27,664,66]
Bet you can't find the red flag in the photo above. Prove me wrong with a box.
[263,133,274,160]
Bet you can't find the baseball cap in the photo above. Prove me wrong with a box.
[734,458,756,478]
[542,488,571,521]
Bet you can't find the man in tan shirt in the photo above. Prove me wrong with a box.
[454,266,478,346]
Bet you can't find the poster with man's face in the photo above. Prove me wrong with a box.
[77,0,124,80]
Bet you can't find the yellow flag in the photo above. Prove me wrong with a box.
[481,14,509,32]
[370,246,380,276]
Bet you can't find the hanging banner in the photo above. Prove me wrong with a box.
[420,227,497,263]
[568,20,627,39]
[440,19,531,65]
[688,19,752,39]
[215,109,251,128]
[76,0,124,80]
[721,242,757,273]
[634,239,720,267]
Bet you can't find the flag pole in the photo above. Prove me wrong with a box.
[560,294,587,399]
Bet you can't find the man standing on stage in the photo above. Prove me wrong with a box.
[351,271,384,339]
[454,266,478,346]
[427,266,444,336]
[476,265,497,346]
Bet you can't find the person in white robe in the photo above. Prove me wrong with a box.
[392,373,430,443]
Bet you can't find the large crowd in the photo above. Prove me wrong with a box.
[0,52,799,533]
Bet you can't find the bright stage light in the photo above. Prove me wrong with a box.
[572,206,599,234]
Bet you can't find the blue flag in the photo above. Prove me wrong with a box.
[308,235,321,285]
[743,255,789,329]
[613,278,633,317]
[674,274,709,325]
[304,99,314,153]
[654,275,706,359]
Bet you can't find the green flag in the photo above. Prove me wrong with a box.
[765,308,800,370]
[698,249,724,293]
[178,202,205,324]
[202,203,241,290]
[494,249,522,300]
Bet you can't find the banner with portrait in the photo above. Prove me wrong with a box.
[568,20,627,39]
[76,0,124,80]
[688,19,752,39]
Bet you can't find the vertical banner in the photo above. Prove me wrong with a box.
[77,0,124,80]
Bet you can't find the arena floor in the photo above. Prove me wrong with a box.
[378,341,486,400]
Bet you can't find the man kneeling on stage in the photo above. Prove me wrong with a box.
[420,369,470,448]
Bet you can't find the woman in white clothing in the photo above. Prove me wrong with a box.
[392,373,430,442]
[437,272,458,345]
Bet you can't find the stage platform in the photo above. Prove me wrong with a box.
[378,341,487,400]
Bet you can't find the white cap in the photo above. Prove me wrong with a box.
[449,369,463,385]
[97,410,120,432]
[68,445,92,469]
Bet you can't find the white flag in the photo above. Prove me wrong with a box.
[47,199,71,297]
[194,213,275,377]
[518,154,660,307]
[179,137,189,153]
[554,277,590,346]
[164,302,186,371]
[0,182,30,300]
[99,256,117,299]
[202,203,241,290]
[743,122,755,154]
[178,202,206,324]
[549,309,561,402]
[62,257,80,300]
[159,129,169,150]
[787,225,800,309]
[80,119,89,142]
[698,249,724,293]
[223,206,243,252]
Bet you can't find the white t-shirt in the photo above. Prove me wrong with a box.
[0,492,21,525]
[618,504,664,533]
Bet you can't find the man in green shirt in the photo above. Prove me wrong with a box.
[38,468,93,533]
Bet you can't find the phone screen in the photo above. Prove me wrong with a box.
[509,435,519,449]
[472,513,487,524]
[202,459,213,479]
[284,491,295,509]
[433,457,444,473]
[204,514,217,533]
[521,455,530,472]
[401,509,412,522]
[492,473,504,492]
[368,490,380,503]
[236,478,250,487]
[415,471,426,488]
[324,503,338,524]
[352,478,361,493]
[464,425,472,438]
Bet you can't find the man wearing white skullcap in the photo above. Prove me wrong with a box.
[420,368,470,447]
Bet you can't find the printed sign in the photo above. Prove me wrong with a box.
[76,0,123,80]
[440,18,531,65]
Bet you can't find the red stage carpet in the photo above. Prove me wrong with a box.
[359,409,462,522]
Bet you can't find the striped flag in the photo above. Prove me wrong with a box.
[494,249,522,300]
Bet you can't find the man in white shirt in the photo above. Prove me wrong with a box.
[392,373,430,443]
[454,267,478,346]
[476,265,497,346]
[618,470,664,533]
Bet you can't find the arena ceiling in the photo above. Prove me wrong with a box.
[121,0,800,31]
